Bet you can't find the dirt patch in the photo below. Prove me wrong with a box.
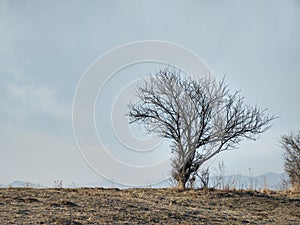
[0,188,299,224]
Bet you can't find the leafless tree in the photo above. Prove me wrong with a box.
[128,68,275,189]
[280,131,300,191]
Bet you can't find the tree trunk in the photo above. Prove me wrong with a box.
[177,177,187,189]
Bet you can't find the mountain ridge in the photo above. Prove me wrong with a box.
[0,172,288,190]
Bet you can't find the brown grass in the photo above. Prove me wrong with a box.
[0,188,299,224]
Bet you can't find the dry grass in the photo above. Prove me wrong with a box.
[0,188,299,224]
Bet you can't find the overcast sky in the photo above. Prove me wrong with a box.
[1,0,300,187]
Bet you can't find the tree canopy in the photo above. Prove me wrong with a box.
[128,69,275,189]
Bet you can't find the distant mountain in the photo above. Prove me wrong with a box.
[0,180,44,188]
[80,173,287,190]
[0,173,288,190]
[255,172,288,189]
[209,172,288,190]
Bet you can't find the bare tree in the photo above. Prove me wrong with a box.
[280,131,300,191]
[128,68,275,189]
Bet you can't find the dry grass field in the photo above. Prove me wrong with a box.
[0,187,299,224]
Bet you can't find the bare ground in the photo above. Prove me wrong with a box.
[0,188,299,224]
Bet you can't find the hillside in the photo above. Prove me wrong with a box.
[0,188,299,224]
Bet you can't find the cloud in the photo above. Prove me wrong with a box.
[0,68,71,131]
[4,81,69,119]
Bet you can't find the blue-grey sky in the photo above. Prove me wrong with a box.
[1,0,300,187]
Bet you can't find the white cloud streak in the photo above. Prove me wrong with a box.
[5,80,71,119]
[1,78,70,120]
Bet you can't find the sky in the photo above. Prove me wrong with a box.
[1,0,300,187]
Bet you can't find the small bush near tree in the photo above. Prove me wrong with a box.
[280,131,300,192]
